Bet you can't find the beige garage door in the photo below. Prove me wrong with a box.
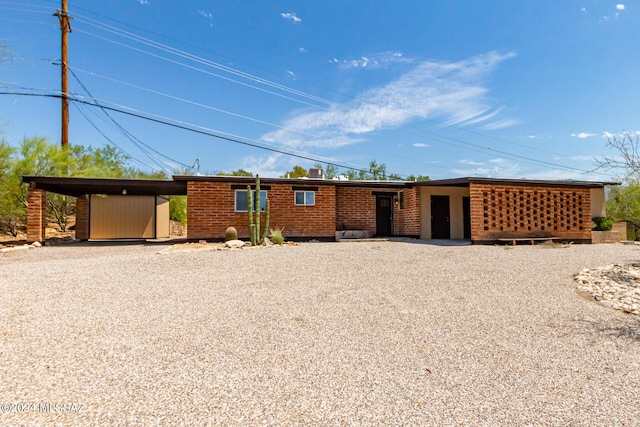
[90,195,156,239]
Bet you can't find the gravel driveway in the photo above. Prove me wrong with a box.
[1,241,639,426]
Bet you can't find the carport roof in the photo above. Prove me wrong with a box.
[22,176,187,197]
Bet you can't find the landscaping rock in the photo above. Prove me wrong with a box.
[225,239,246,249]
[575,264,640,315]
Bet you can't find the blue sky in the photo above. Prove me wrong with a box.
[1,0,639,180]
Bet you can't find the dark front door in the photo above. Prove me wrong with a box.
[376,196,393,237]
[463,196,471,239]
[431,195,450,239]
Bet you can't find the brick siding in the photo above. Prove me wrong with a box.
[469,183,592,241]
[26,189,46,243]
[75,197,89,240]
[394,187,420,236]
[187,181,336,240]
[335,187,377,232]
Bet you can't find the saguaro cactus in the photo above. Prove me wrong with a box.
[247,175,270,245]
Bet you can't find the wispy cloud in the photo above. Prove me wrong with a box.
[299,47,306,53]
[480,118,521,130]
[281,12,302,23]
[333,51,414,70]
[600,3,626,22]
[262,51,518,150]
[449,158,521,178]
[413,143,429,148]
[458,159,484,166]
[198,10,213,26]
[285,70,297,80]
[137,0,149,4]
[571,132,597,139]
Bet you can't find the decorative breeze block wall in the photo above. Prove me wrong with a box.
[469,183,592,241]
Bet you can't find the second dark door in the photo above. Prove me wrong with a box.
[431,195,450,239]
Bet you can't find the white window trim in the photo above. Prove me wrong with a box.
[294,190,315,206]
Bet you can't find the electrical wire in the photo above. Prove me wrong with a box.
[68,68,195,172]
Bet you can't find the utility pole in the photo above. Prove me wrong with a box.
[55,0,72,147]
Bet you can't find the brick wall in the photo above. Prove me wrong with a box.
[335,186,420,236]
[335,187,377,232]
[394,187,420,236]
[26,189,46,243]
[187,181,336,240]
[469,183,592,242]
[75,197,89,240]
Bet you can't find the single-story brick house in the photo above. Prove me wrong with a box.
[22,174,617,244]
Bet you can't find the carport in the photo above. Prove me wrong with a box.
[22,176,187,243]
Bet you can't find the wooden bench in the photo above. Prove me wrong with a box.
[498,237,559,246]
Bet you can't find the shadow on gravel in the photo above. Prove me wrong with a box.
[569,317,640,343]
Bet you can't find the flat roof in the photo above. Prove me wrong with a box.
[22,175,618,197]
[22,176,187,197]
[417,177,620,188]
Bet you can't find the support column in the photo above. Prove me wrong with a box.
[27,189,47,243]
[75,196,89,240]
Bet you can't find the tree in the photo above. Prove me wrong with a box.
[0,136,160,235]
[406,174,431,182]
[606,181,640,240]
[218,168,253,177]
[0,141,21,236]
[281,165,308,178]
[314,163,339,179]
[595,132,640,178]
[596,132,640,239]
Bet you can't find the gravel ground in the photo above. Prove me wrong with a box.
[1,240,639,426]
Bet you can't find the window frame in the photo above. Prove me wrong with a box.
[235,189,267,212]
[294,190,316,206]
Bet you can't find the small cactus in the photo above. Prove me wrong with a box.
[224,226,238,242]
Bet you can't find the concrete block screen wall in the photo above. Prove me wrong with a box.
[187,181,336,240]
[469,183,593,242]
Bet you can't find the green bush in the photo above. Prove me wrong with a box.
[592,216,613,231]
[169,196,187,225]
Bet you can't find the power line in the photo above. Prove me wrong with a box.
[0,91,391,177]
[2,91,619,180]
[67,67,194,171]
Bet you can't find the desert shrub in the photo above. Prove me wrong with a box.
[269,227,284,245]
[169,196,187,225]
[592,216,613,231]
[225,226,238,241]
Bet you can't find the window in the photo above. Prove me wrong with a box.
[235,190,267,212]
[398,191,404,210]
[294,191,315,206]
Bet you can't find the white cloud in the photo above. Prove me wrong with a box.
[299,47,306,53]
[137,0,149,4]
[413,143,429,148]
[571,132,597,139]
[285,70,297,80]
[480,118,521,131]
[198,10,213,20]
[334,51,414,70]
[616,4,625,11]
[449,158,522,178]
[458,159,484,166]
[262,51,518,150]
[281,12,302,23]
